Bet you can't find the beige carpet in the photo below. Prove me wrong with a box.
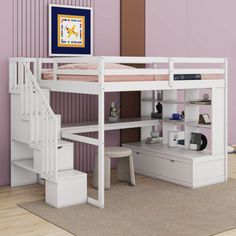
[18,176,236,236]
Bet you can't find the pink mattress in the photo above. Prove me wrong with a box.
[42,63,222,82]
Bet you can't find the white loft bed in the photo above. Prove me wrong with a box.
[9,56,228,209]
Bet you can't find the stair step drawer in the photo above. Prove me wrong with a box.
[155,156,192,183]
[57,141,74,171]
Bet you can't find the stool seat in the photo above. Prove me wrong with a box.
[93,146,135,189]
[105,147,132,158]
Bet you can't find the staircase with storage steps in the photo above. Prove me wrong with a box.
[9,58,87,208]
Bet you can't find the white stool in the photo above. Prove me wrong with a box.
[93,147,135,189]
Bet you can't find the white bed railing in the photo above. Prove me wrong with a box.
[37,56,226,87]
[9,58,58,180]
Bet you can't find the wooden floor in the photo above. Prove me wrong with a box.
[1,155,236,236]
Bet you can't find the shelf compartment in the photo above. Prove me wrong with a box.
[12,158,38,173]
[61,116,162,134]
[162,100,185,104]
[142,98,185,104]
[162,118,184,126]
[186,121,212,129]
[142,98,162,102]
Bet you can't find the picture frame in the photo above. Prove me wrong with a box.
[49,4,93,57]
[199,113,211,125]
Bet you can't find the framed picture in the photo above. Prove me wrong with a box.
[199,114,211,125]
[49,4,93,56]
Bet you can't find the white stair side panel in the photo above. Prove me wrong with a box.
[11,141,37,187]
[34,140,74,173]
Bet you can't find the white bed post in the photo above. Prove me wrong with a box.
[224,58,228,181]
[98,57,105,208]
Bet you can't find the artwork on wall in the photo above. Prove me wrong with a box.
[49,4,93,56]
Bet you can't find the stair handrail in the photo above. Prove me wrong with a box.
[9,58,58,180]
[25,60,58,180]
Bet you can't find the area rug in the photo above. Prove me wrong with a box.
[19,177,236,236]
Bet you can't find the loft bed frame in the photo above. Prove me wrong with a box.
[9,56,228,209]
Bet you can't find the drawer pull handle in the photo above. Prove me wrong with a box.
[136,152,140,155]
[57,146,63,149]
[170,160,175,163]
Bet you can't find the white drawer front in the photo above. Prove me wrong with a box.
[155,157,192,183]
[57,143,74,171]
[34,142,74,173]
[133,150,155,174]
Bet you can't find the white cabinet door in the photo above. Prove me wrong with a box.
[132,149,155,176]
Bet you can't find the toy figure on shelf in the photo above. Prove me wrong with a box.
[151,102,162,119]
[109,101,120,122]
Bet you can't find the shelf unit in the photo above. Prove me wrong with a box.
[135,86,226,188]
[141,89,214,148]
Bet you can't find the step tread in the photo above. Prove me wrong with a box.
[58,140,73,147]
[12,158,39,174]
[57,170,86,180]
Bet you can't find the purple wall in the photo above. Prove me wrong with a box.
[0,0,120,186]
[146,0,235,144]
[0,1,12,186]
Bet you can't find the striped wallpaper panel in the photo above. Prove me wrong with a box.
[12,0,120,173]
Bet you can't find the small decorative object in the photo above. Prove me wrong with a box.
[189,132,207,151]
[180,111,185,119]
[177,131,185,145]
[49,4,93,56]
[203,93,209,101]
[151,102,162,119]
[199,114,211,125]
[146,129,162,144]
[151,130,160,138]
[170,113,183,120]
[109,101,120,122]
[146,136,163,144]
[157,91,162,101]
[156,102,162,113]
[168,131,178,148]
[168,131,184,147]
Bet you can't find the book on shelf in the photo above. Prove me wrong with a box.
[174,74,201,80]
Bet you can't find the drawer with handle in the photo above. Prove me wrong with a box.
[132,149,155,174]
[155,156,192,183]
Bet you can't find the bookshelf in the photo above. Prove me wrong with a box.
[124,87,226,188]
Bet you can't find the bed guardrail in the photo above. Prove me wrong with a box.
[36,56,226,89]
